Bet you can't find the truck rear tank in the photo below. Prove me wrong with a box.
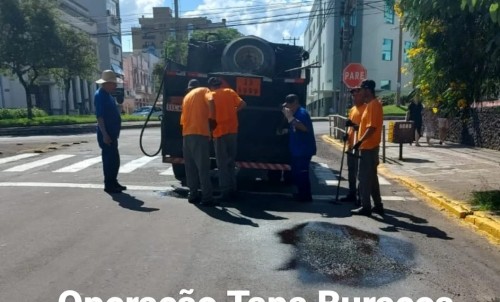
[161,35,310,183]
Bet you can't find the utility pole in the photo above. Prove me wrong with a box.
[339,0,356,116]
[396,18,403,106]
[283,37,299,46]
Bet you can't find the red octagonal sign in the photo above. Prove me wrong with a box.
[343,63,367,88]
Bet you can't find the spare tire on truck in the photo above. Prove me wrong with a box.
[221,36,276,77]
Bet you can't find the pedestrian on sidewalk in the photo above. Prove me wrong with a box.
[407,95,424,146]
[351,80,384,216]
[423,107,436,146]
[94,70,127,194]
[180,79,218,207]
[208,77,246,202]
[282,94,317,202]
[437,110,450,145]
[340,87,366,203]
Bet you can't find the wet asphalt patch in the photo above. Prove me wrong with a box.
[278,222,415,287]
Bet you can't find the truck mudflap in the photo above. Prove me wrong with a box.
[162,156,291,171]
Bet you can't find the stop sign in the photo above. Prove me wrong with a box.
[343,63,367,88]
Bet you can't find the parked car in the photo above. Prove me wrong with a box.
[131,106,162,120]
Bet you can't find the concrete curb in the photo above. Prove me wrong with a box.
[320,134,500,243]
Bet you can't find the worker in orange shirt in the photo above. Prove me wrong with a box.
[208,77,246,202]
[180,79,218,207]
[351,80,384,216]
[340,87,367,203]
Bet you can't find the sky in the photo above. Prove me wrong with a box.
[119,0,313,52]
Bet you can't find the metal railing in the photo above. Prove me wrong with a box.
[328,114,348,139]
[327,114,386,163]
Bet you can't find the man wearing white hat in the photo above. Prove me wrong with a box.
[94,70,126,194]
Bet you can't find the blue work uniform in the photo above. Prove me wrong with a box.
[94,88,121,189]
[288,107,316,201]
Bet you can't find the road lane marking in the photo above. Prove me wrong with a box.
[0,153,40,165]
[378,175,391,185]
[119,156,158,173]
[0,182,172,191]
[53,156,102,172]
[160,167,174,175]
[313,195,405,201]
[3,154,75,172]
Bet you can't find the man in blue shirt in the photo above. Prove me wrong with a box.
[94,70,125,194]
[282,94,317,202]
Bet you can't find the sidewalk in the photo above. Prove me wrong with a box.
[322,134,500,243]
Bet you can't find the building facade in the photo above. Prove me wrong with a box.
[131,7,226,57]
[303,0,414,116]
[122,52,161,113]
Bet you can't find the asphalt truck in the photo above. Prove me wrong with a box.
[160,35,310,183]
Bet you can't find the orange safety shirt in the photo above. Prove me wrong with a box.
[211,88,244,138]
[180,87,212,136]
[358,98,383,150]
[347,103,366,148]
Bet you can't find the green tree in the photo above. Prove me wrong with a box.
[0,0,63,119]
[51,26,98,115]
[393,0,500,114]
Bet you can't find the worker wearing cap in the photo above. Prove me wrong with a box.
[94,70,126,194]
[340,86,367,203]
[282,94,316,202]
[180,79,217,206]
[207,77,246,202]
[351,79,384,216]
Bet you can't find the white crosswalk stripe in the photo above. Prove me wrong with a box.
[0,153,392,187]
[3,154,75,172]
[0,153,40,165]
[160,167,174,176]
[53,156,102,173]
[119,156,158,173]
[312,163,390,186]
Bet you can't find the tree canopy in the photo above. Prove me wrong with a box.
[392,0,500,116]
[0,0,98,118]
[51,26,98,114]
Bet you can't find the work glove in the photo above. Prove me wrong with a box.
[352,140,363,150]
[345,119,355,127]
[342,133,348,142]
[209,119,217,131]
[345,119,359,130]
[282,107,295,123]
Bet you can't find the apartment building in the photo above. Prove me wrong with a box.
[122,52,161,113]
[131,7,226,57]
[303,0,415,116]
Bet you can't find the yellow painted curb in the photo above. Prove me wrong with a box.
[320,134,500,243]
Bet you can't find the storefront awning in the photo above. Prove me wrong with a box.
[111,36,122,47]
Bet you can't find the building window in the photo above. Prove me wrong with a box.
[380,80,391,90]
[384,4,395,24]
[106,0,117,17]
[382,38,393,61]
[403,41,415,63]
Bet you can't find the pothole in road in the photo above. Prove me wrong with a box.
[277,222,414,286]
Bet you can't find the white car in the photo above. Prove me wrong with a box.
[131,106,162,120]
